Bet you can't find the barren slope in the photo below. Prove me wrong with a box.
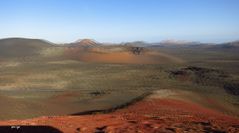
[65,47,183,64]
[0,90,238,133]
[0,38,53,58]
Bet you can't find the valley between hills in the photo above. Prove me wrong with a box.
[0,38,239,132]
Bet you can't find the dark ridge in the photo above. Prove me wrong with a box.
[170,66,239,96]
[169,66,229,86]
[0,126,63,133]
[71,92,152,115]
[224,83,239,96]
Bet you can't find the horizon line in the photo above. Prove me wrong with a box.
[0,36,238,45]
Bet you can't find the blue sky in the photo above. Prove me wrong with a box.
[0,0,238,43]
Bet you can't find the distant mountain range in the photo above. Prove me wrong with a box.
[151,40,201,46]
[1,37,238,47]
[0,37,238,64]
[0,37,238,57]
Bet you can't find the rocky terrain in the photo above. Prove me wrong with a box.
[0,90,238,133]
[0,38,239,133]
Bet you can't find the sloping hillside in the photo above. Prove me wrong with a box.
[68,39,100,48]
[1,90,238,133]
[65,45,184,64]
[0,38,53,57]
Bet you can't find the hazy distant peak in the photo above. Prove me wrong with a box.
[160,39,200,45]
[224,40,239,46]
[75,39,96,43]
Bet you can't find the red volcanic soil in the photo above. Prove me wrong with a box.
[0,94,239,133]
[64,47,183,64]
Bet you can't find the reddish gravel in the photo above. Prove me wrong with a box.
[0,98,239,133]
